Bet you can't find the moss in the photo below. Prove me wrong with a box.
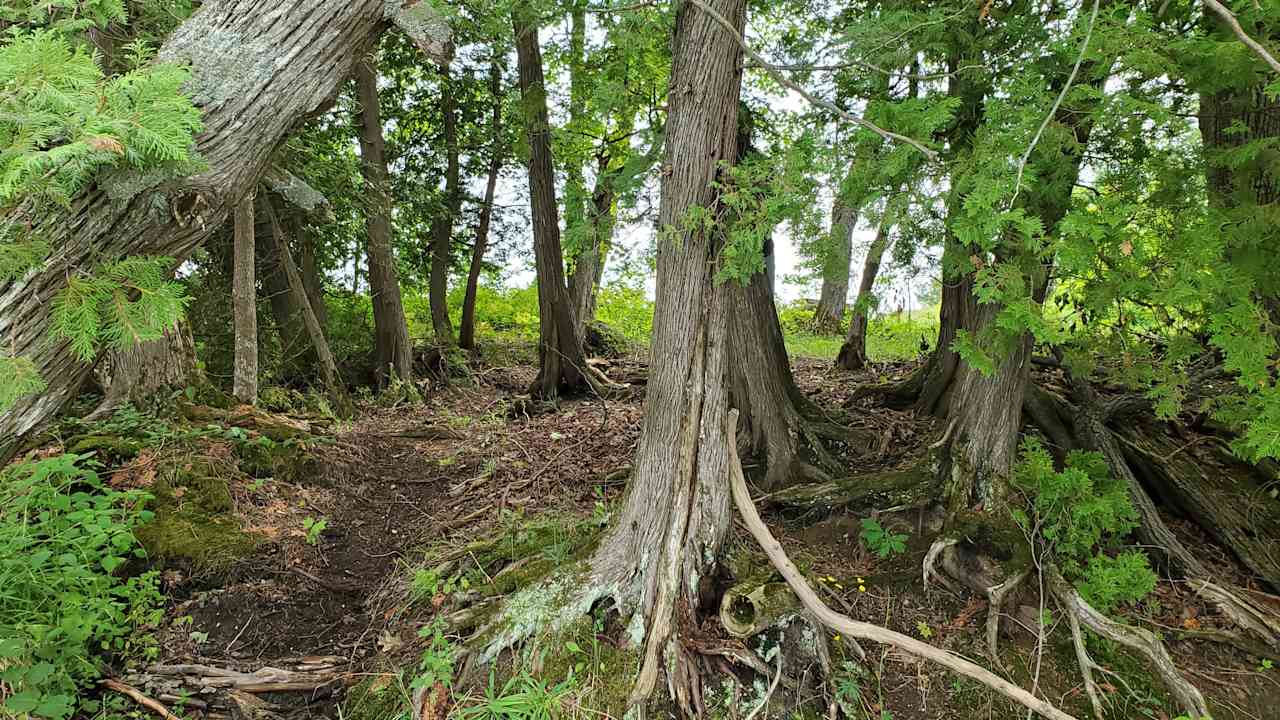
[946,508,1033,570]
[258,386,305,414]
[342,676,410,720]
[771,463,937,513]
[68,435,143,463]
[232,438,317,484]
[135,459,256,574]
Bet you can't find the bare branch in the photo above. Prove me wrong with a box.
[1204,0,1280,75]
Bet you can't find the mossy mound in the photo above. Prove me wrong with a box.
[135,458,257,575]
[67,435,144,464]
[232,437,322,485]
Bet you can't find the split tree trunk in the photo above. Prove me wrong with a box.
[474,3,747,712]
[459,58,504,352]
[0,0,449,462]
[356,57,415,388]
[812,200,855,334]
[836,209,893,371]
[263,199,353,418]
[568,152,617,347]
[232,194,259,405]
[512,4,591,399]
[428,56,461,346]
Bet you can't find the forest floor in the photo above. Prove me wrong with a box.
[52,351,1280,720]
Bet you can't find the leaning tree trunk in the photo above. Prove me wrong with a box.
[471,3,746,712]
[263,199,353,418]
[0,0,449,462]
[459,58,504,352]
[812,200,855,334]
[356,57,416,388]
[836,209,893,371]
[513,4,592,399]
[428,56,461,346]
[232,193,259,405]
[257,201,316,382]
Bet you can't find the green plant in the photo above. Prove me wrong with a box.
[0,453,162,719]
[1012,438,1157,611]
[410,568,469,603]
[1257,658,1273,673]
[456,670,575,720]
[302,516,328,546]
[410,618,456,693]
[859,518,908,558]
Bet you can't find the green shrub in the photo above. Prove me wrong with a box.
[0,454,162,719]
[1012,437,1157,612]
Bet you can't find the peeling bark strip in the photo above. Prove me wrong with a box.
[0,0,451,462]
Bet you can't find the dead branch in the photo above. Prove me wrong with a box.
[1203,0,1280,75]
[101,679,183,720]
[725,409,1079,720]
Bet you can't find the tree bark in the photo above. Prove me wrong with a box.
[568,151,617,347]
[257,203,315,382]
[89,321,199,421]
[0,0,449,462]
[232,193,259,405]
[428,56,461,346]
[836,209,893,371]
[356,57,415,388]
[459,58,504,352]
[812,200,855,334]
[473,4,746,712]
[512,4,591,399]
[263,199,353,418]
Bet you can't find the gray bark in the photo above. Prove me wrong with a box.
[459,58,504,352]
[836,210,893,371]
[428,56,460,346]
[0,0,451,463]
[232,193,258,404]
[89,322,199,420]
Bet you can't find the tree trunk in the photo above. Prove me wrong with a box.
[263,199,353,418]
[89,321,199,420]
[356,58,415,388]
[428,57,461,346]
[257,202,315,382]
[728,270,837,491]
[473,4,746,712]
[812,200,855,334]
[512,4,591,399]
[459,59,504,352]
[232,193,259,405]
[0,0,449,462]
[568,152,617,347]
[835,209,893,370]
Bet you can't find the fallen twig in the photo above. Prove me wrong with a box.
[725,408,1079,720]
[101,679,182,720]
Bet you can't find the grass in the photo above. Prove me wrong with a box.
[781,303,940,362]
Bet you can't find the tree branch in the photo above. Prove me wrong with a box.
[1204,0,1280,75]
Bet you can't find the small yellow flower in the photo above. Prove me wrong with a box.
[858,584,867,593]
[856,577,864,584]
[833,634,841,642]
[834,582,844,589]
[825,575,836,582]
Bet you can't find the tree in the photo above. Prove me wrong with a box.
[427,52,462,346]
[232,193,259,404]
[836,205,894,370]
[512,3,594,399]
[460,57,507,352]
[0,0,451,463]
[356,57,416,388]
[811,199,854,333]
[475,2,747,710]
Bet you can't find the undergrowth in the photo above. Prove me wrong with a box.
[0,454,162,719]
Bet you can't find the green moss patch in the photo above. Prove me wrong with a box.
[135,459,256,574]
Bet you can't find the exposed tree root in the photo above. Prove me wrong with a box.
[1063,602,1106,720]
[1045,564,1210,719]
[984,569,1028,671]
[921,538,961,595]
[726,409,1079,720]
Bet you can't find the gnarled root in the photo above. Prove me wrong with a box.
[1046,564,1210,719]
[727,410,1079,720]
[1064,602,1106,720]
[985,569,1028,671]
[922,538,960,594]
